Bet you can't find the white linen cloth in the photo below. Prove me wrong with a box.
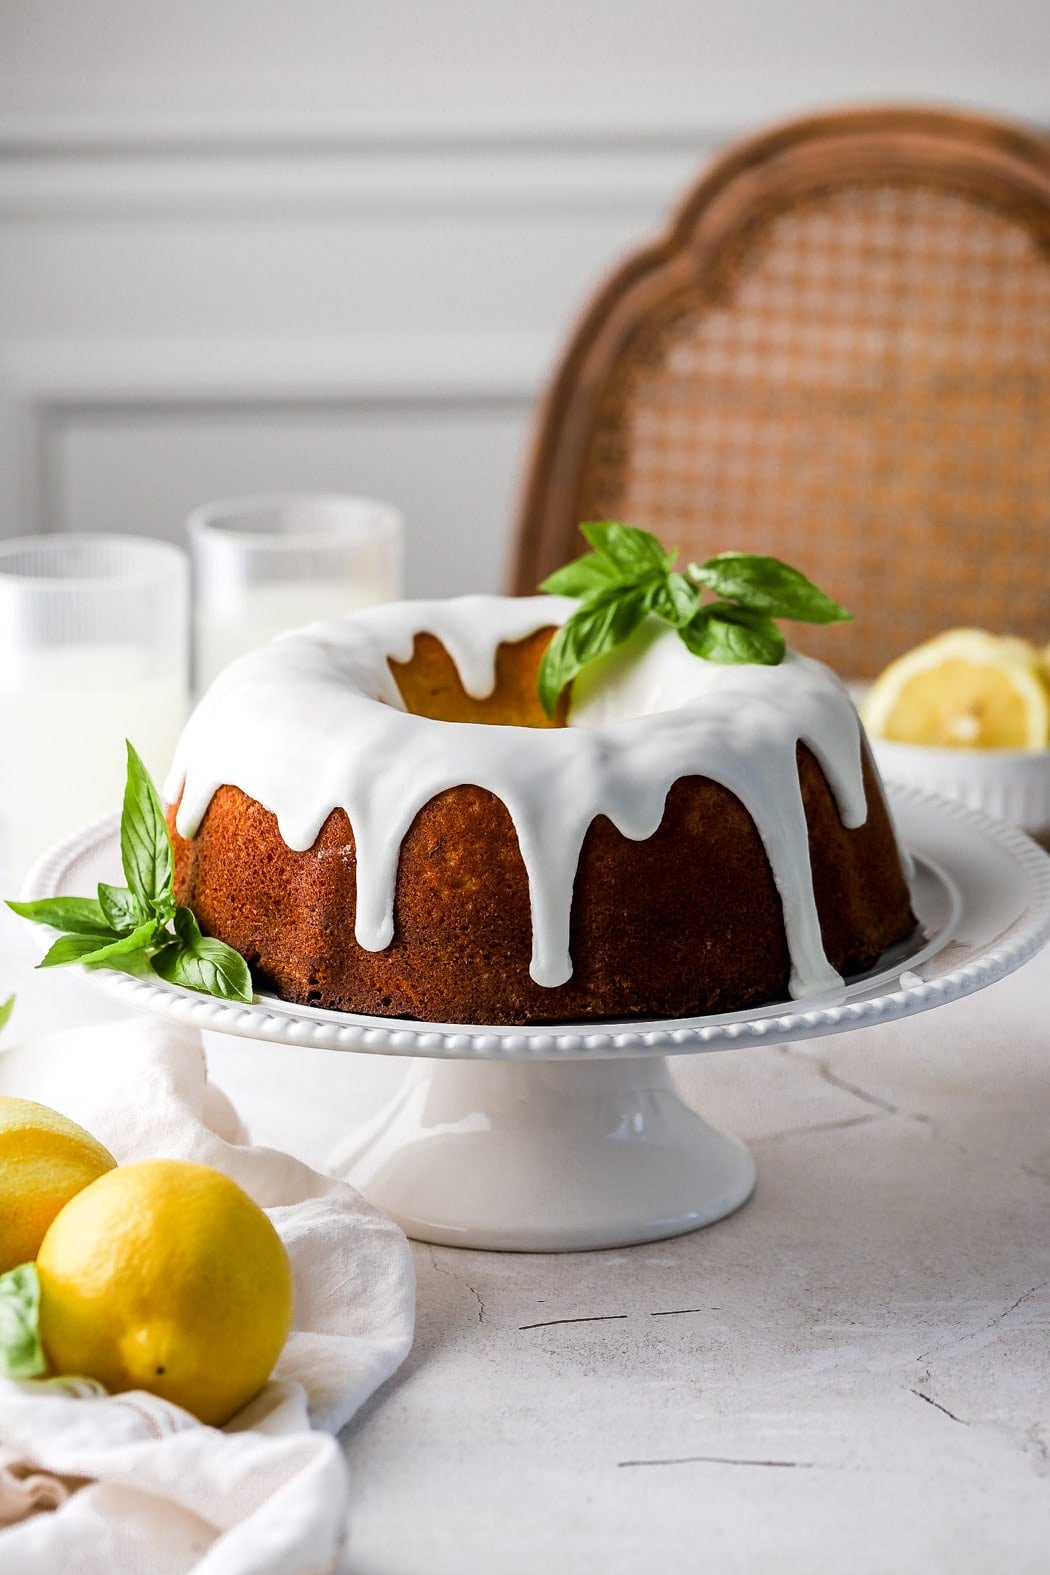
[0,1017,416,1574]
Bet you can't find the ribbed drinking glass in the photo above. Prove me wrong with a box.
[188,494,404,693]
[0,534,189,890]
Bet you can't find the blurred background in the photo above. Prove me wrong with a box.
[2,0,1048,598]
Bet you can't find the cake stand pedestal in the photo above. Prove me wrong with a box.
[327,1055,755,1251]
[22,786,1050,1253]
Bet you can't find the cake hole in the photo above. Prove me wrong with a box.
[388,630,566,728]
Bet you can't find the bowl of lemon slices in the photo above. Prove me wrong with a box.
[862,629,1050,845]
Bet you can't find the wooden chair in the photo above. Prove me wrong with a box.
[511,107,1050,675]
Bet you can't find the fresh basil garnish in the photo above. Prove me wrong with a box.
[153,908,252,1003]
[579,521,671,579]
[38,920,159,972]
[0,996,13,1035]
[540,552,624,600]
[6,896,109,934]
[644,572,699,628]
[97,881,147,934]
[0,1264,48,1380]
[7,745,253,1006]
[679,603,787,666]
[538,584,650,719]
[538,523,849,715]
[121,741,176,924]
[688,552,851,625]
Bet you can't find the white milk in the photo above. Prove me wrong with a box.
[0,646,188,892]
[194,579,389,692]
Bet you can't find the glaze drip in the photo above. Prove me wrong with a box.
[165,595,873,998]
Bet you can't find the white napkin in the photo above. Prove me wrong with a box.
[0,1018,416,1574]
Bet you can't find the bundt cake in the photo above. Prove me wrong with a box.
[164,595,914,1025]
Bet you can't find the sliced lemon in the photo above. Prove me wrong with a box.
[862,629,1050,751]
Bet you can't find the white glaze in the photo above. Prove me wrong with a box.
[164,595,873,997]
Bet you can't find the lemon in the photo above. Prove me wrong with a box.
[36,1158,293,1427]
[0,1097,116,1274]
[862,629,1050,751]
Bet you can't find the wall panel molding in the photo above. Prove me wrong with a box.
[0,334,553,405]
[0,108,715,574]
[0,334,553,539]
[0,108,731,156]
[0,113,713,221]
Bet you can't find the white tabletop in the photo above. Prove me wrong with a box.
[2,902,1048,1573]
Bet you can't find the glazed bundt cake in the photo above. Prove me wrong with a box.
[164,594,915,1025]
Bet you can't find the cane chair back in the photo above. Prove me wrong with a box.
[512,108,1050,675]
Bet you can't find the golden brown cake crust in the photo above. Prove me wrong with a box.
[168,743,914,1027]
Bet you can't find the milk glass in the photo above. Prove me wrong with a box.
[0,535,189,891]
[188,495,403,693]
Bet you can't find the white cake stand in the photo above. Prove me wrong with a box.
[23,786,1050,1252]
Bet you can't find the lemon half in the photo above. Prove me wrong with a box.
[36,1158,293,1427]
[862,629,1050,751]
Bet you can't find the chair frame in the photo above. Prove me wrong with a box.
[511,105,1050,597]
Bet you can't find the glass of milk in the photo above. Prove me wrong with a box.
[188,494,404,693]
[0,534,190,892]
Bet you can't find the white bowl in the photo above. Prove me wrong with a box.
[871,737,1050,845]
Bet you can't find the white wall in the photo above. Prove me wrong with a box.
[1,0,1047,595]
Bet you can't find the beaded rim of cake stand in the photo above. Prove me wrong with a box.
[22,783,1050,1060]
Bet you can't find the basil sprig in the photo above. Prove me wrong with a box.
[0,996,13,1035]
[538,523,850,715]
[7,742,252,1005]
[0,1263,47,1380]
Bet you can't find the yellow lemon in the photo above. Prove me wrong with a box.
[0,1096,116,1274]
[36,1158,293,1427]
[862,629,1050,751]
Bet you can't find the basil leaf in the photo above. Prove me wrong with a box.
[538,526,853,707]
[121,741,176,922]
[0,997,13,1034]
[540,553,623,598]
[690,554,850,625]
[580,522,672,580]
[153,909,253,1004]
[0,1264,48,1380]
[6,896,109,934]
[538,586,650,716]
[38,931,119,968]
[38,921,157,971]
[87,949,156,980]
[97,882,146,935]
[187,942,252,1005]
[681,604,786,666]
[172,905,201,947]
[646,571,699,628]
[6,748,251,1010]
[82,920,160,964]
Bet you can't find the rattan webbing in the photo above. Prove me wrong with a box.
[568,180,1050,676]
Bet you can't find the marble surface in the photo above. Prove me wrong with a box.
[2,905,1049,1572]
